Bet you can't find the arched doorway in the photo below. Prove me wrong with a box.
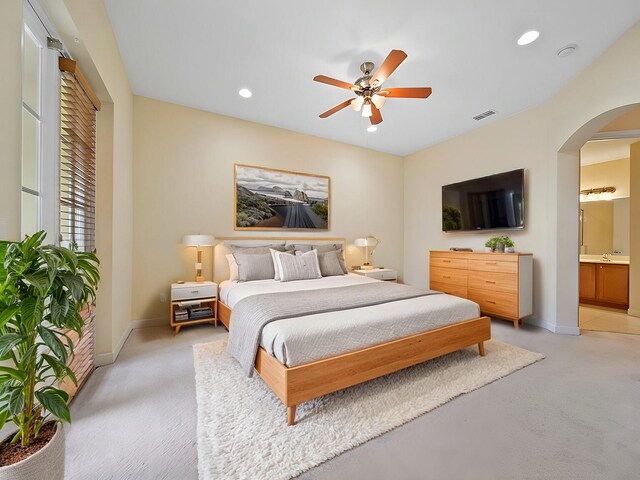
[555,104,640,333]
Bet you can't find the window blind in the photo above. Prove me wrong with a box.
[59,58,100,252]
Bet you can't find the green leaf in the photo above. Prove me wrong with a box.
[0,333,25,358]
[37,325,67,364]
[20,297,45,331]
[8,387,24,415]
[23,269,51,297]
[0,409,9,431]
[0,305,20,328]
[49,295,69,326]
[60,273,84,302]
[36,388,71,423]
[0,366,27,383]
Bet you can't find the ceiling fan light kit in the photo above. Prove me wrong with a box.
[314,49,432,126]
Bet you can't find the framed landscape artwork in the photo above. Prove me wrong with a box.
[234,164,330,230]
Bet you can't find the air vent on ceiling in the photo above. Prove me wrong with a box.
[473,110,497,121]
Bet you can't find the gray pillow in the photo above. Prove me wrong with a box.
[317,250,346,277]
[279,250,322,282]
[233,252,276,282]
[228,244,285,255]
[288,244,347,274]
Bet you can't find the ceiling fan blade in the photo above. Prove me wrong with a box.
[370,104,383,125]
[319,99,353,118]
[384,87,433,98]
[371,50,408,85]
[313,75,355,90]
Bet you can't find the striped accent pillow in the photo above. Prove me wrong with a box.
[276,250,322,282]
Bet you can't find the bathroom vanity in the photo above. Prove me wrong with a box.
[579,256,630,309]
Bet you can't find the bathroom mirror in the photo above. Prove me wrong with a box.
[579,198,630,255]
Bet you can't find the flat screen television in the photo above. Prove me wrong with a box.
[442,169,525,232]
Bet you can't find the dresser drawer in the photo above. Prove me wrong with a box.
[468,259,518,274]
[468,288,518,319]
[430,266,467,286]
[430,281,467,298]
[468,271,517,294]
[171,283,217,301]
[430,256,468,270]
[469,253,519,263]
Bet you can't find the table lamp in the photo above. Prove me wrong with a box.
[182,234,214,282]
[354,236,379,270]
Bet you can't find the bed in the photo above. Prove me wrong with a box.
[214,237,491,425]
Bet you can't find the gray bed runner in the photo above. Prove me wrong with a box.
[227,282,440,376]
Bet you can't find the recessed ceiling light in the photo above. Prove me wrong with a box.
[557,44,577,57]
[367,125,377,133]
[517,30,540,46]
[238,88,252,98]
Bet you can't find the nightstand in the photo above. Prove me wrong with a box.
[170,281,218,335]
[351,268,398,282]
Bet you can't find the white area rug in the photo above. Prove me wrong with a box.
[194,340,543,480]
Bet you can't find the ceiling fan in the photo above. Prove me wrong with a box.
[313,49,432,126]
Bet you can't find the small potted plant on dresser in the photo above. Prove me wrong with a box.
[485,236,515,253]
[0,232,100,479]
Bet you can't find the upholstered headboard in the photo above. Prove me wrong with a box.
[213,237,347,284]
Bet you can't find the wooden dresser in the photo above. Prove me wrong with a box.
[430,250,533,328]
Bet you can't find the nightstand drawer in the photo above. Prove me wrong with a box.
[171,282,217,301]
[367,270,397,281]
[430,266,467,286]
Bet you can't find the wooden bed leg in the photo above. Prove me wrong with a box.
[478,342,486,357]
[287,405,296,426]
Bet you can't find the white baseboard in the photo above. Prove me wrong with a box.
[95,323,133,367]
[628,308,640,318]
[130,317,166,329]
[525,317,580,335]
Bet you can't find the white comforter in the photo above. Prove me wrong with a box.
[220,275,481,367]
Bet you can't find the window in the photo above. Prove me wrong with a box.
[59,59,100,253]
[21,1,59,241]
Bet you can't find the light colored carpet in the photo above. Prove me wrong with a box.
[194,339,543,480]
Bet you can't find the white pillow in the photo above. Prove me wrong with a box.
[275,250,322,282]
[270,248,287,280]
[226,254,239,281]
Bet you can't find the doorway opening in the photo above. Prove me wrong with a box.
[578,134,639,334]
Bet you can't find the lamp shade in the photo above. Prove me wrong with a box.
[354,237,378,247]
[182,234,214,247]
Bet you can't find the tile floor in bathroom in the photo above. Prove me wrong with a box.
[579,304,640,335]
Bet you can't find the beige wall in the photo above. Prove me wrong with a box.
[601,105,640,132]
[404,21,640,332]
[629,142,640,317]
[0,0,22,241]
[132,96,404,322]
[580,158,630,198]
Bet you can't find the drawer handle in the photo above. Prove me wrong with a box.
[487,300,496,304]
[191,290,199,294]
[443,260,451,263]
[443,275,451,279]
[486,262,497,265]
[485,280,496,284]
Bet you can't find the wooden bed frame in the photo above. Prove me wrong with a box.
[218,301,491,425]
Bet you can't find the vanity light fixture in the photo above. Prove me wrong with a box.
[580,186,616,201]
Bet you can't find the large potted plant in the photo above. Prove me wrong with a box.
[0,232,99,479]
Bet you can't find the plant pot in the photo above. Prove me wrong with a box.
[505,247,515,253]
[0,424,65,480]
[495,242,505,253]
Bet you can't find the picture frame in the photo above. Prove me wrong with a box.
[234,164,330,231]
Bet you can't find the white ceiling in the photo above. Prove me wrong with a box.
[580,138,640,165]
[103,0,640,156]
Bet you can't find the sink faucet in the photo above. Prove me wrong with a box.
[602,253,611,261]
